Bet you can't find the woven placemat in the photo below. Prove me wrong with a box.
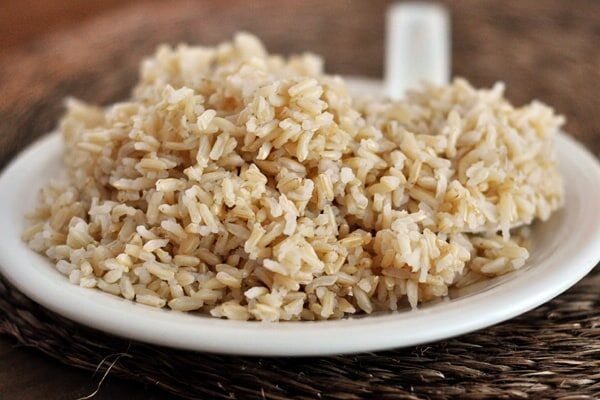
[0,1,599,399]
[1,272,598,399]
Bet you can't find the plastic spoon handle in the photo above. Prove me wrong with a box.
[385,2,451,100]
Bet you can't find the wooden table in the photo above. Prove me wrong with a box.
[0,337,173,399]
[0,1,598,399]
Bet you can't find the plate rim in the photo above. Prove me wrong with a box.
[0,80,599,356]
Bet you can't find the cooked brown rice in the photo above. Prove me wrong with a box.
[23,33,564,321]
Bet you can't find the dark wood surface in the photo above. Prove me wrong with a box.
[0,1,598,399]
[0,337,175,400]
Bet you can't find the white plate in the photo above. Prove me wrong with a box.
[1,79,599,356]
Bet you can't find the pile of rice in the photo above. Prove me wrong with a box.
[23,33,564,321]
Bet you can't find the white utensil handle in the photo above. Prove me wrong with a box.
[385,2,450,99]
